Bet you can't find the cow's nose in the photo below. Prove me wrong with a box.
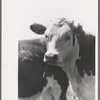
[44,53,58,63]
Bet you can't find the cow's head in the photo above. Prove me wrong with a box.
[30,18,80,68]
[44,18,80,67]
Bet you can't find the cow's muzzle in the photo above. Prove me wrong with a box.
[44,52,58,64]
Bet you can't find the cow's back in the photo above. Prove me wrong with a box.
[18,38,47,97]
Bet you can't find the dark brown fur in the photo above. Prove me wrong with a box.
[75,25,95,77]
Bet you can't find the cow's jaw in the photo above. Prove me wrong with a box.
[59,35,79,68]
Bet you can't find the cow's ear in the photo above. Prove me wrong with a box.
[30,23,47,34]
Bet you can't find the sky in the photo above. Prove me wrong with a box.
[2,0,98,100]
[3,0,98,40]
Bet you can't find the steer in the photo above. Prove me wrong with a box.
[30,18,95,100]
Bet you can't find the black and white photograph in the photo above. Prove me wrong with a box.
[2,0,98,100]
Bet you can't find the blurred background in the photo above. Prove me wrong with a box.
[3,0,98,40]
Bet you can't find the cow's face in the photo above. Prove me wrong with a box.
[44,18,79,67]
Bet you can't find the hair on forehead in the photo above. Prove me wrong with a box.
[53,18,75,28]
[51,18,95,39]
[54,18,66,26]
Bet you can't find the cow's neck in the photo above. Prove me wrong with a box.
[61,41,95,100]
[62,57,81,95]
[62,57,95,100]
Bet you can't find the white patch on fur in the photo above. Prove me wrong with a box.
[39,75,62,100]
[79,73,95,100]
[66,82,79,100]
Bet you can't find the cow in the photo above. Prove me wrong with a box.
[18,35,69,100]
[30,18,95,100]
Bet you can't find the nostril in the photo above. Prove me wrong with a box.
[52,54,58,61]
[44,54,48,59]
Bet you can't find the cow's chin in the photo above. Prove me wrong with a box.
[44,60,58,66]
[44,59,64,67]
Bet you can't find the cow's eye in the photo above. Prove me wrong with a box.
[45,35,47,38]
[45,35,48,40]
[65,36,71,41]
